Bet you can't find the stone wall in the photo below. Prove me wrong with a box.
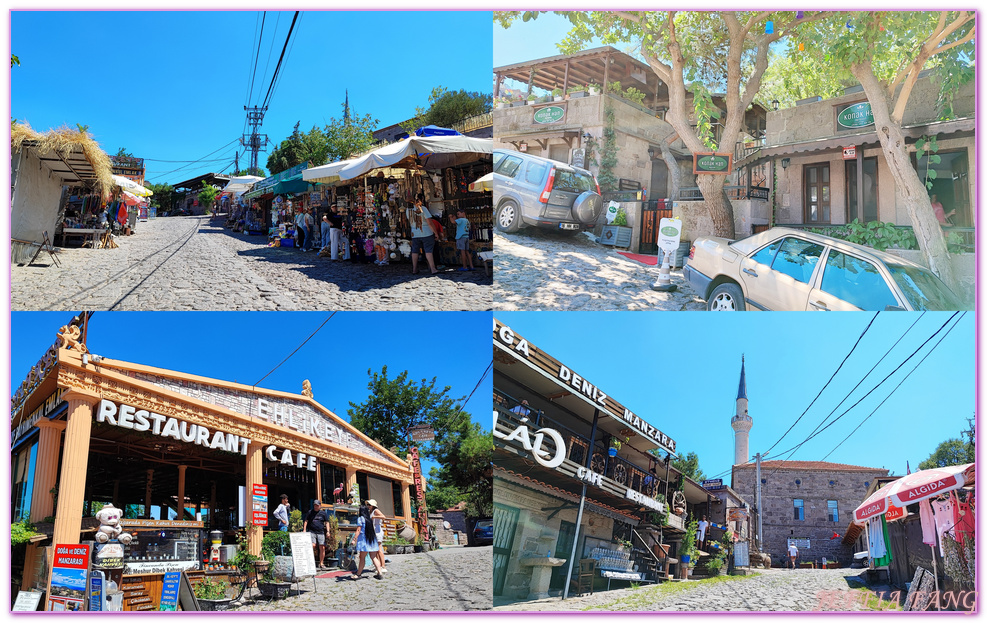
[672,201,711,243]
[12,149,66,264]
[732,464,887,566]
[431,510,470,546]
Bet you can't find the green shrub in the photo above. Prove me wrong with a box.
[12,520,38,547]
[261,530,291,560]
[193,578,229,600]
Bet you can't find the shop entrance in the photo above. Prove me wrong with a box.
[845,157,878,223]
[550,520,576,590]
[493,503,520,596]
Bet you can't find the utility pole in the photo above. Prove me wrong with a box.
[242,106,270,176]
[234,151,240,176]
[755,452,763,549]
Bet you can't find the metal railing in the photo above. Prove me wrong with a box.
[452,112,493,134]
[679,186,770,201]
[734,139,764,163]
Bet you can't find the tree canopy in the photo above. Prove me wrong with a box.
[401,86,492,132]
[266,122,327,175]
[918,419,974,470]
[672,451,705,483]
[197,183,220,210]
[146,182,176,211]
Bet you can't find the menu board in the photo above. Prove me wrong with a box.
[289,532,318,579]
[12,591,43,611]
[159,572,181,611]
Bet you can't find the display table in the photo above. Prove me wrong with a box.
[58,228,104,248]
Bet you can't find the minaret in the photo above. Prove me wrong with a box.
[731,356,753,465]
[344,90,350,124]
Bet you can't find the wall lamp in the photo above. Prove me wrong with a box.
[771,99,780,111]
[582,132,592,141]
[647,147,656,159]
[781,158,791,169]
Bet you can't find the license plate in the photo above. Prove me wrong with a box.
[559,223,579,230]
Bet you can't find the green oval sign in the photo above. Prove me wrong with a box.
[533,106,565,124]
[698,156,728,171]
[661,226,678,236]
[838,102,874,129]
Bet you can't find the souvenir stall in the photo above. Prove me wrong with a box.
[303,132,493,266]
[240,164,312,245]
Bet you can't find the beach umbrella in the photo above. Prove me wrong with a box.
[853,463,974,523]
[112,174,153,196]
[468,172,493,192]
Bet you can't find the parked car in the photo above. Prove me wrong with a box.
[472,519,493,546]
[493,149,603,233]
[684,227,963,311]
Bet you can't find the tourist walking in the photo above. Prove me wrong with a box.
[303,500,330,569]
[368,499,388,574]
[274,494,291,532]
[294,209,308,252]
[304,209,316,251]
[788,543,799,570]
[321,214,331,251]
[455,208,474,271]
[350,503,382,579]
[329,206,346,259]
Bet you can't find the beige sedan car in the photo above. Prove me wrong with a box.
[683,227,962,311]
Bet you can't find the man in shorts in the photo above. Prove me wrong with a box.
[454,208,474,271]
[788,543,799,570]
[303,500,330,569]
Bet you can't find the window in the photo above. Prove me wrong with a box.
[885,261,962,311]
[793,498,804,521]
[804,164,831,223]
[495,154,524,178]
[749,239,783,266]
[828,500,839,522]
[846,157,878,223]
[12,441,38,522]
[523,160,548,186]
[553,169,594,193]
[391,481,404,518]
[820,251,898,310]
[772,238,824,284]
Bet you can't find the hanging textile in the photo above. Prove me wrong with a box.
[952,490,975,545]
[918,499,937,547]
[873,516,893,567]
[868,516,887,559]
[932,495,956,551]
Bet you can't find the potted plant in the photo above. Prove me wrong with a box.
[552,88,563,102]
[608,437,622,457]
[496,97,508,109]
[526,94,537,105]
[588,83,601,96]
[678,516,698,579]
[193,578,232,611]
[599,207,633,248]
[606,81,622,94]
[510,94,525,108]
[567,85,588,99]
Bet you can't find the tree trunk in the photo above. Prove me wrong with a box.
[697,174,736,238]
[659,141,682,202]
[851,63,958,293]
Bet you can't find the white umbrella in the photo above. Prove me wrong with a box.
[112,174,153,196]
[302,158,363,184]
[337,135,492,181]
[468,172,493,192]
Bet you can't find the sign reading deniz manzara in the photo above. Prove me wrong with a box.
[493,319,676,454]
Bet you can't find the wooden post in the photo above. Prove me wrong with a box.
[30,419,66,522]
[210,481,217,529]
[345,467,358,500]
[246,442,264,556]
[51,389,99,546]
[314,461,322,504]
[401,482,413,526]
[144,469,154,519]
[177,465,187,521]
[563,59,571,93]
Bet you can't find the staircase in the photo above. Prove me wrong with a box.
[631,528,670,583]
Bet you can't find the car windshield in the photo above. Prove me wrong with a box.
[884,260,962,310]
[553,169,594,193]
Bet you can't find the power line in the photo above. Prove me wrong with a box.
[820,314,964,461]
[264,12,303,110]
[247,11,267,107]
[460,361,493,413]
[149,139,241,182]
[261,12,300,109]
[763,313,878,456]
[253,313,335,389]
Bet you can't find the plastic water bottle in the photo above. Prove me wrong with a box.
[546,550,552,558]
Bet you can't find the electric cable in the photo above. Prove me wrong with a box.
[460,361,493,412]
[247,11,267,107]
[261,12,301,110]
[253,312,335,389]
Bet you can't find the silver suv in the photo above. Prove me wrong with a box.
[493,149,604,233]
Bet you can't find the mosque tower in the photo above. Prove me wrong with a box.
[731,356,753,465]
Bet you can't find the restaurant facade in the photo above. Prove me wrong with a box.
[492,319,710,603]
[11,320,415,609]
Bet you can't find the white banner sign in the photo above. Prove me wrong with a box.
[657,217,682,254]
[605,201,621,224]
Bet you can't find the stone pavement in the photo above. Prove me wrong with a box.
[494,568,890,612]
[233,545,492,611]
[493,229,705,311]
[11,216,492,311]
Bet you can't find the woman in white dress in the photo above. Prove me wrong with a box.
[367,499,388,574]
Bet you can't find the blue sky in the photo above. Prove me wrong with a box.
[11,312,493,477]
[495,312,974,483]
[11,10,493,185]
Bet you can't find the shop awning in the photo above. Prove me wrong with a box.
[302,158,362,184]
[222,175,263,194]
[337,134,492,181]
[112,174,153,197]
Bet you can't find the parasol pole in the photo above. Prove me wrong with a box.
[930,544,940,610]
[863,520,872,570]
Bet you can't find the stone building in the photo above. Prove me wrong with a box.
[732,460,888,566]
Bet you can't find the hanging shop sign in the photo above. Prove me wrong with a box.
[837,102,874,130]
[252,483,268,526]
[626,487,664,512]
[265,445,318,471]
[727,507,749,522]
[693,153,733,175]
[701,478,724,491]
[96,399,251,455]
[843,145,857,159]
[493,422,566,469]
[493,319,677,455]
[533,105,566,125]
[409,425,436,442]
[48,543,91,611]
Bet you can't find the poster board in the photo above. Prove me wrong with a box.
[47,543,91,611]
[289,532,318,579]
[252,483,269,527]
[158,572,181,611]
[733,541,750,567]
[178,571,199,612]
[12,591,44,611]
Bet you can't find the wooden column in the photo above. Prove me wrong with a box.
[112,480,120,508]
[51,388,99,546]
[144,469,154,519]
[401,482,413,525]
[345,466,358,499]
[29,419,66,522]
[563,59,571,93]
[210,481,217,529]
[246,442,264,556]
[494,73,501,99]
[177,465,187,521]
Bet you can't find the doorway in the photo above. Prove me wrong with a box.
[803,163,831,223]
[649,159,668,199]
[550,520,577,590]
[493,503,520,596]
[914,149,971,227]
[845,157,878,223]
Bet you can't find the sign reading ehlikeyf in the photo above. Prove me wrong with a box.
[493,319,676,455]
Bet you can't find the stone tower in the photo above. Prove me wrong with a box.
[731,356,753,465]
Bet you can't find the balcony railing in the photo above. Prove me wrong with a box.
[452,112,493,134]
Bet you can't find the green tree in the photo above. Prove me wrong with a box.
[349,366,492,517]
[266,121,328,175]
[918,419,974,470]
[234,167,266,177]
[11,54,20,68]
[115,147,134,158]
[495,10,832,239]
[197,183,220,211]
[671,451,705,482]
[324,102,379,163]
[757,50,853,110]
[425,467,464,512]
[401,86,492,132]
[146,182,176,212]
[792,11,974,292]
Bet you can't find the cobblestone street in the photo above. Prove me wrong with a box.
[233,545,492,611]
[12,216,492,311]
[494,568,894,612]
[493,229,705,311]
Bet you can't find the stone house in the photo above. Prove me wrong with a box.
[732,460,889,566]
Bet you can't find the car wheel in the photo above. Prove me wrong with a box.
[572,191,603,224]
[708,283,746,311]
[496,200,521,233]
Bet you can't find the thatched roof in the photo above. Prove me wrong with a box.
[11,122,114,198]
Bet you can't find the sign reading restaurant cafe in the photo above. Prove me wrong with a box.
[493,319,676,455]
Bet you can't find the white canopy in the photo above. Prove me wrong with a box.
[301,157,363,184]
[112,174,153,196]
[336,135,492,181]
[222,175,264,194]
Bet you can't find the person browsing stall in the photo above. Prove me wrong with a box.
[455,208,474,271]
[408,196,439,275]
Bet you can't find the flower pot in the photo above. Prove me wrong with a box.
[253,559,271,574]
[398,525,417,542]
[414,545,423,553]
[569,91,588,99]
[385,544,397,555]
[553,96,563,102]
[589,88,600,96]
[197,598,232,611]
[421,542,431,552]
[608,447,618,457]
[258,582,291,600]
[496,103,507,109]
